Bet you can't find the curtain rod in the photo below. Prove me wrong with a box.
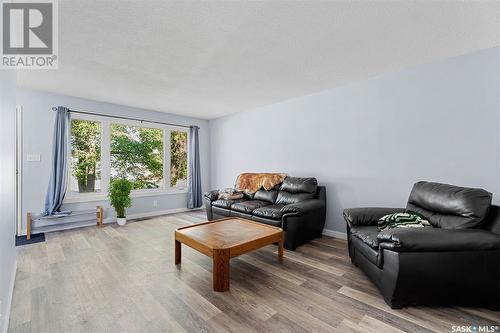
[52,107,195,129]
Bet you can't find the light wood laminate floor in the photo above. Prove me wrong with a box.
[9,210,500,332]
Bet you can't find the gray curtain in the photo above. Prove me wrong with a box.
[187,125,202,208]
[43,106,70,216]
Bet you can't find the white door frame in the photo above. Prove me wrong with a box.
[16,105,23,236]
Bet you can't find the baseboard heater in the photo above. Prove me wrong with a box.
[26,206,104,240]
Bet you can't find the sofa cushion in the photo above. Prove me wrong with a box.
[350,226,380,249]
[253,189,278,203]
[276,177,318,205]
[280,177,318,193]
[252,204,285,220]
[276,192,316,205]
[231,200,270,214]
[406,181,492,229]
[212,198,246,209]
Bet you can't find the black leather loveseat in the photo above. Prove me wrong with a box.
[343,181,500,309]
[204,177,326,250]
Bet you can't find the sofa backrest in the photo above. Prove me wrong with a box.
[276,177,318,205]
[406,181,492,229]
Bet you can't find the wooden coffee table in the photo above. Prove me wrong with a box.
[175,218,284,291]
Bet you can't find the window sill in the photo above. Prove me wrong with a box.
[130,189,188,198]
[64,189,188,204]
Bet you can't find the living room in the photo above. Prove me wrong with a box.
[1,1,499,332]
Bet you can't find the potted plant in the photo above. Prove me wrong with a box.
[108,179,132,226]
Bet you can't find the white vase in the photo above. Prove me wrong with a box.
[116,217,127,226]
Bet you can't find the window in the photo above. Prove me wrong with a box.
[110,124,164,190]
[170,131,187,188]
[66,115,189,202]
[70,119,102,193]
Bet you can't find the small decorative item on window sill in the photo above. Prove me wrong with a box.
[26,206,104,240]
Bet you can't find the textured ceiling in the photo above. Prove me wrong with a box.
[17,1,500,119]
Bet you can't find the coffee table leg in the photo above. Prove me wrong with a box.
[278,239,284,263]
[175,240,181,265]
[213,249,230,291]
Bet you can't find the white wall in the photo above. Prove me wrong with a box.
[210,47,500,234]
[17,88,210,234]
[0,71,17,332]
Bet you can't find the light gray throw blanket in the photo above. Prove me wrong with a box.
[218,188,244,200]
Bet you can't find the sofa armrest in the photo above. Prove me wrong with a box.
[281,199,325,216]
[204,190,219,202]
[343,207,405,227]
[378,228,500,252]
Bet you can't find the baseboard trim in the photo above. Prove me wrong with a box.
[103,207,203,224]
[2,259,17,333]
[322,228,347,240]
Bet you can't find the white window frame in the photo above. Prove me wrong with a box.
[64,114,189,204]
[166,125,191,190]
[65,113,106,203]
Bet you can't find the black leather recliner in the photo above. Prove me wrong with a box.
[204,176,326,250]
[343,181,500,309]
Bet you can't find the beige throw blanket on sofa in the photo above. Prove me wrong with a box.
[235,173,287,194]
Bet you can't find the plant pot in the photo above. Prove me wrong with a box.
[116,217,127,226]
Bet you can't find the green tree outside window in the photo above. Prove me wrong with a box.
[170,131,187,187]
[71,119,101,193]
[70,120,188,193]
[110,124,164,190]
